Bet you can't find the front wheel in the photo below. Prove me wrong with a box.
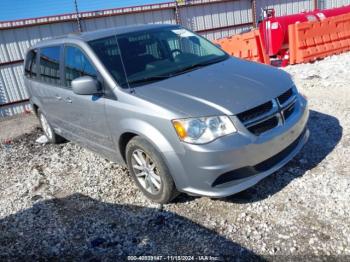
[126,136,179,204]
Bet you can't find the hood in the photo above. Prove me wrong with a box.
[134,57,295,117]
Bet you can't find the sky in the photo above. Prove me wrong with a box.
[0,0,171,21]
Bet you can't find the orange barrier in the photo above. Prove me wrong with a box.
[289,13,350,64]
[214,30,270,64]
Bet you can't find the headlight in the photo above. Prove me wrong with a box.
[172,116,236,144]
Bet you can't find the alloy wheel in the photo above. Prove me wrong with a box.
[131,149,161,194]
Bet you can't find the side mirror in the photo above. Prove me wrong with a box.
[72,76,101,95]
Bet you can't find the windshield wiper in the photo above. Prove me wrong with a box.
[128,75,171,85]
[127,56,229,86]
[172,56,229,76]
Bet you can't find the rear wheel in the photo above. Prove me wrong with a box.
[38,109,65,144]
[126,136,179,204]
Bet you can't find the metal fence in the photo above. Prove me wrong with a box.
[255,0,315,20]
[319,0,350,8]
[0,0,349,117]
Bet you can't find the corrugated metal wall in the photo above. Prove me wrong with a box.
[0,0,349,117]
[82,9,176,31]
[318,0,350,9]
[179,0,252,39]
[255,0,315,22]
[0,22,77,64]
[0,63,31,117]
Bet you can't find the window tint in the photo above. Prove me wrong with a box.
[64,46,97,87]
[89,27,227,88]
[24,49,38,78]
[88,37,125,86]
[39,46,61,85]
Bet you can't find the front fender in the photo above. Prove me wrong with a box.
[118,118,189,189]
[119,118,175,154]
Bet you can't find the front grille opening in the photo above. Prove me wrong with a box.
[212,167,257,187]
[237,101,273,123]
[283,103,296,120]
[247,116,279,135]
[278,88,293,105]
[212,128,306,187]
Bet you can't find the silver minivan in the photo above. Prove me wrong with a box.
[24,24,309,203]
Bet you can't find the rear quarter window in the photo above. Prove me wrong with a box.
[24,49,38,78]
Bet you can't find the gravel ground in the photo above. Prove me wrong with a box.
[0,113,38,142]
[0,52,349,260]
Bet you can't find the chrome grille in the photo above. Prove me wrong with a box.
[237,101,273,123]
[237,88,297,136]
[283,102,296,120]
[277,88,297,107]
[247,116,279,135]
[277,88,293,105]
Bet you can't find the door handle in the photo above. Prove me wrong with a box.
[65,97,72,103]
[55,95,62,100]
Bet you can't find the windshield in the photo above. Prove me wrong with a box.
[89,26,228,88]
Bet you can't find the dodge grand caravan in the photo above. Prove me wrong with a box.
[24,24,309,203]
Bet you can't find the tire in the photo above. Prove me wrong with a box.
[37,109,65,144]
[126,136,179,204]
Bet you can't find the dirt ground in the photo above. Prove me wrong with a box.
[0,52,349,260]
[0,113,38,142]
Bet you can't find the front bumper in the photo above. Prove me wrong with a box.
[164,96,309,197]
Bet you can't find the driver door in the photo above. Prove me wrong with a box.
[58,44,116,159]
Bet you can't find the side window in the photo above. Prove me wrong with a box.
[24,49,38,78]
[64,46,97,87]
[39,46,61,85]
